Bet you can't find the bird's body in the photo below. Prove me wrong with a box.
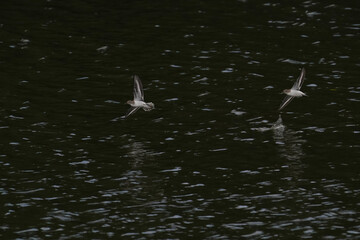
[279,68,307,111]
[283,89,306,97]
[127,100,154,110]
[125,76,154,118]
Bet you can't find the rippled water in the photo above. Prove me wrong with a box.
[1,0,359,239]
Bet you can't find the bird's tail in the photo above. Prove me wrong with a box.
[144,102,155,111]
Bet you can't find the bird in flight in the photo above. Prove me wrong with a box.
[125,75,155,118]
[279,68,307,111]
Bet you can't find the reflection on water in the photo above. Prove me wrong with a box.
[272,114,306,182]
[119,141,159,197]
[272,114,306,162]
[126,141,149,168]
[120,141,150,196]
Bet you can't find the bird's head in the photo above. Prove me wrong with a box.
[282,89,290,94]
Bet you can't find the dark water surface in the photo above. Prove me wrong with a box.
[1,0,360,239]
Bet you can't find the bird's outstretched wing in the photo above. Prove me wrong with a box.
[292,68,306,90]
[133,75,144,101]
[125,107,140,118]
[279,96,294,111]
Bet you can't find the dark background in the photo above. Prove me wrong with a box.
[0,0,359,239]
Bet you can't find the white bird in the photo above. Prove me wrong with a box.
[125,75,154,118]
[279,68,307,111]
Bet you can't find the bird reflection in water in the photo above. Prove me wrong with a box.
[119,141,164,200]
[272,114,306,161]
[119,141,150,191]
[271,114,307,182]
[251,115,306,162]
[126,141,149,168]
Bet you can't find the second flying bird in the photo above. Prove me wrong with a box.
[125,75,155,118]
[279,68,307,111]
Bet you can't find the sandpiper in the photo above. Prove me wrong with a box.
[125,75,154,118]
[279,68,307,111]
